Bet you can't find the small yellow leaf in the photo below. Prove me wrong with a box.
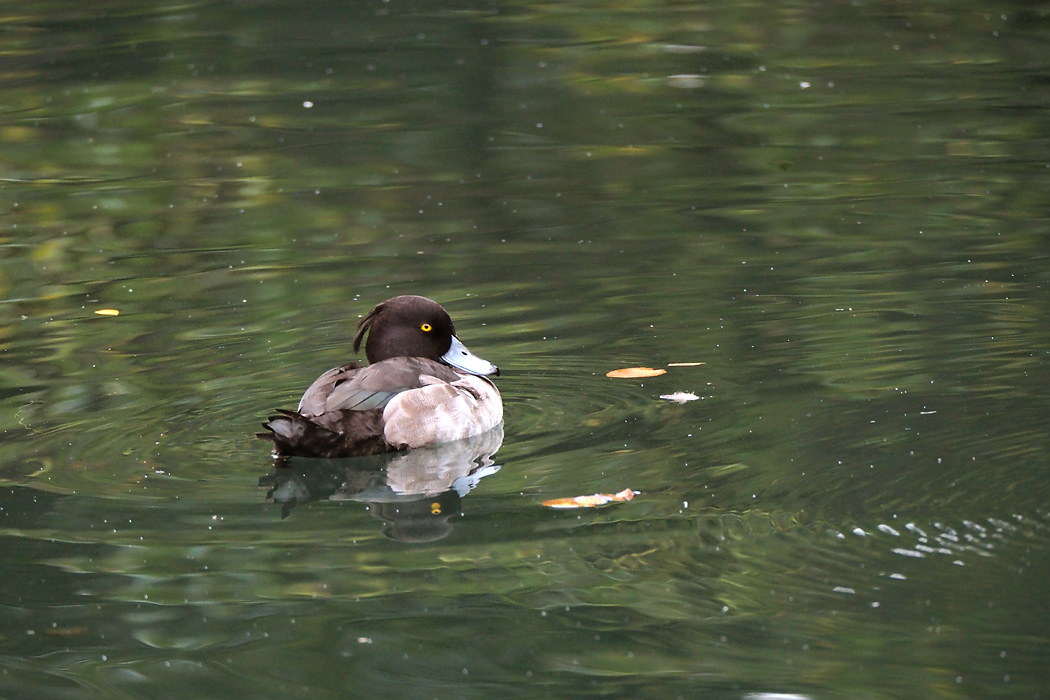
[606,367,666,379]
[543,488,638,509]
[94,309,120,316]
[667,361,704,367]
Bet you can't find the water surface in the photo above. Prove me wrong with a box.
[2,1,1049,698]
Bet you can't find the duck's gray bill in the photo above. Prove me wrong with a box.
[443,335,500,376]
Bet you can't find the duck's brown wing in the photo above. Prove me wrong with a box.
[296,362,363,416]
[320,358,461,414]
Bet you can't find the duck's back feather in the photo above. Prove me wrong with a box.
[298,358,461,417]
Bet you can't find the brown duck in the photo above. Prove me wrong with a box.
[258,295,502,458]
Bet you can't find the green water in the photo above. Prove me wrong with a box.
[2,1,1049,698]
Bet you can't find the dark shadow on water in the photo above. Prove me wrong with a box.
[258,425,504,542]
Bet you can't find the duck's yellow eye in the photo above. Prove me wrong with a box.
[420,323,432,332]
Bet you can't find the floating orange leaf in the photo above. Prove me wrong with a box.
[606,367,666,379]
[542,488,638,509]
[94,309,120,316]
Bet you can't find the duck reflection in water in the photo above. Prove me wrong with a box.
[259,424,503,542]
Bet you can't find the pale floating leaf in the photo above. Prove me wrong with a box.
[606,367,666,379]
[667,361,704,367]
[659,391,699,404]
[666,74,707,89]
[543,488,638,509]
[94,309,120,316]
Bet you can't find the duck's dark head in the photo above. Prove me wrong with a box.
[353,295,499,376]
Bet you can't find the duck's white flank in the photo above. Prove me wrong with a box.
[382,374,503,448]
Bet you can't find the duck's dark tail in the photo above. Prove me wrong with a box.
[258,409,316,449]
[257,409,391,459]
